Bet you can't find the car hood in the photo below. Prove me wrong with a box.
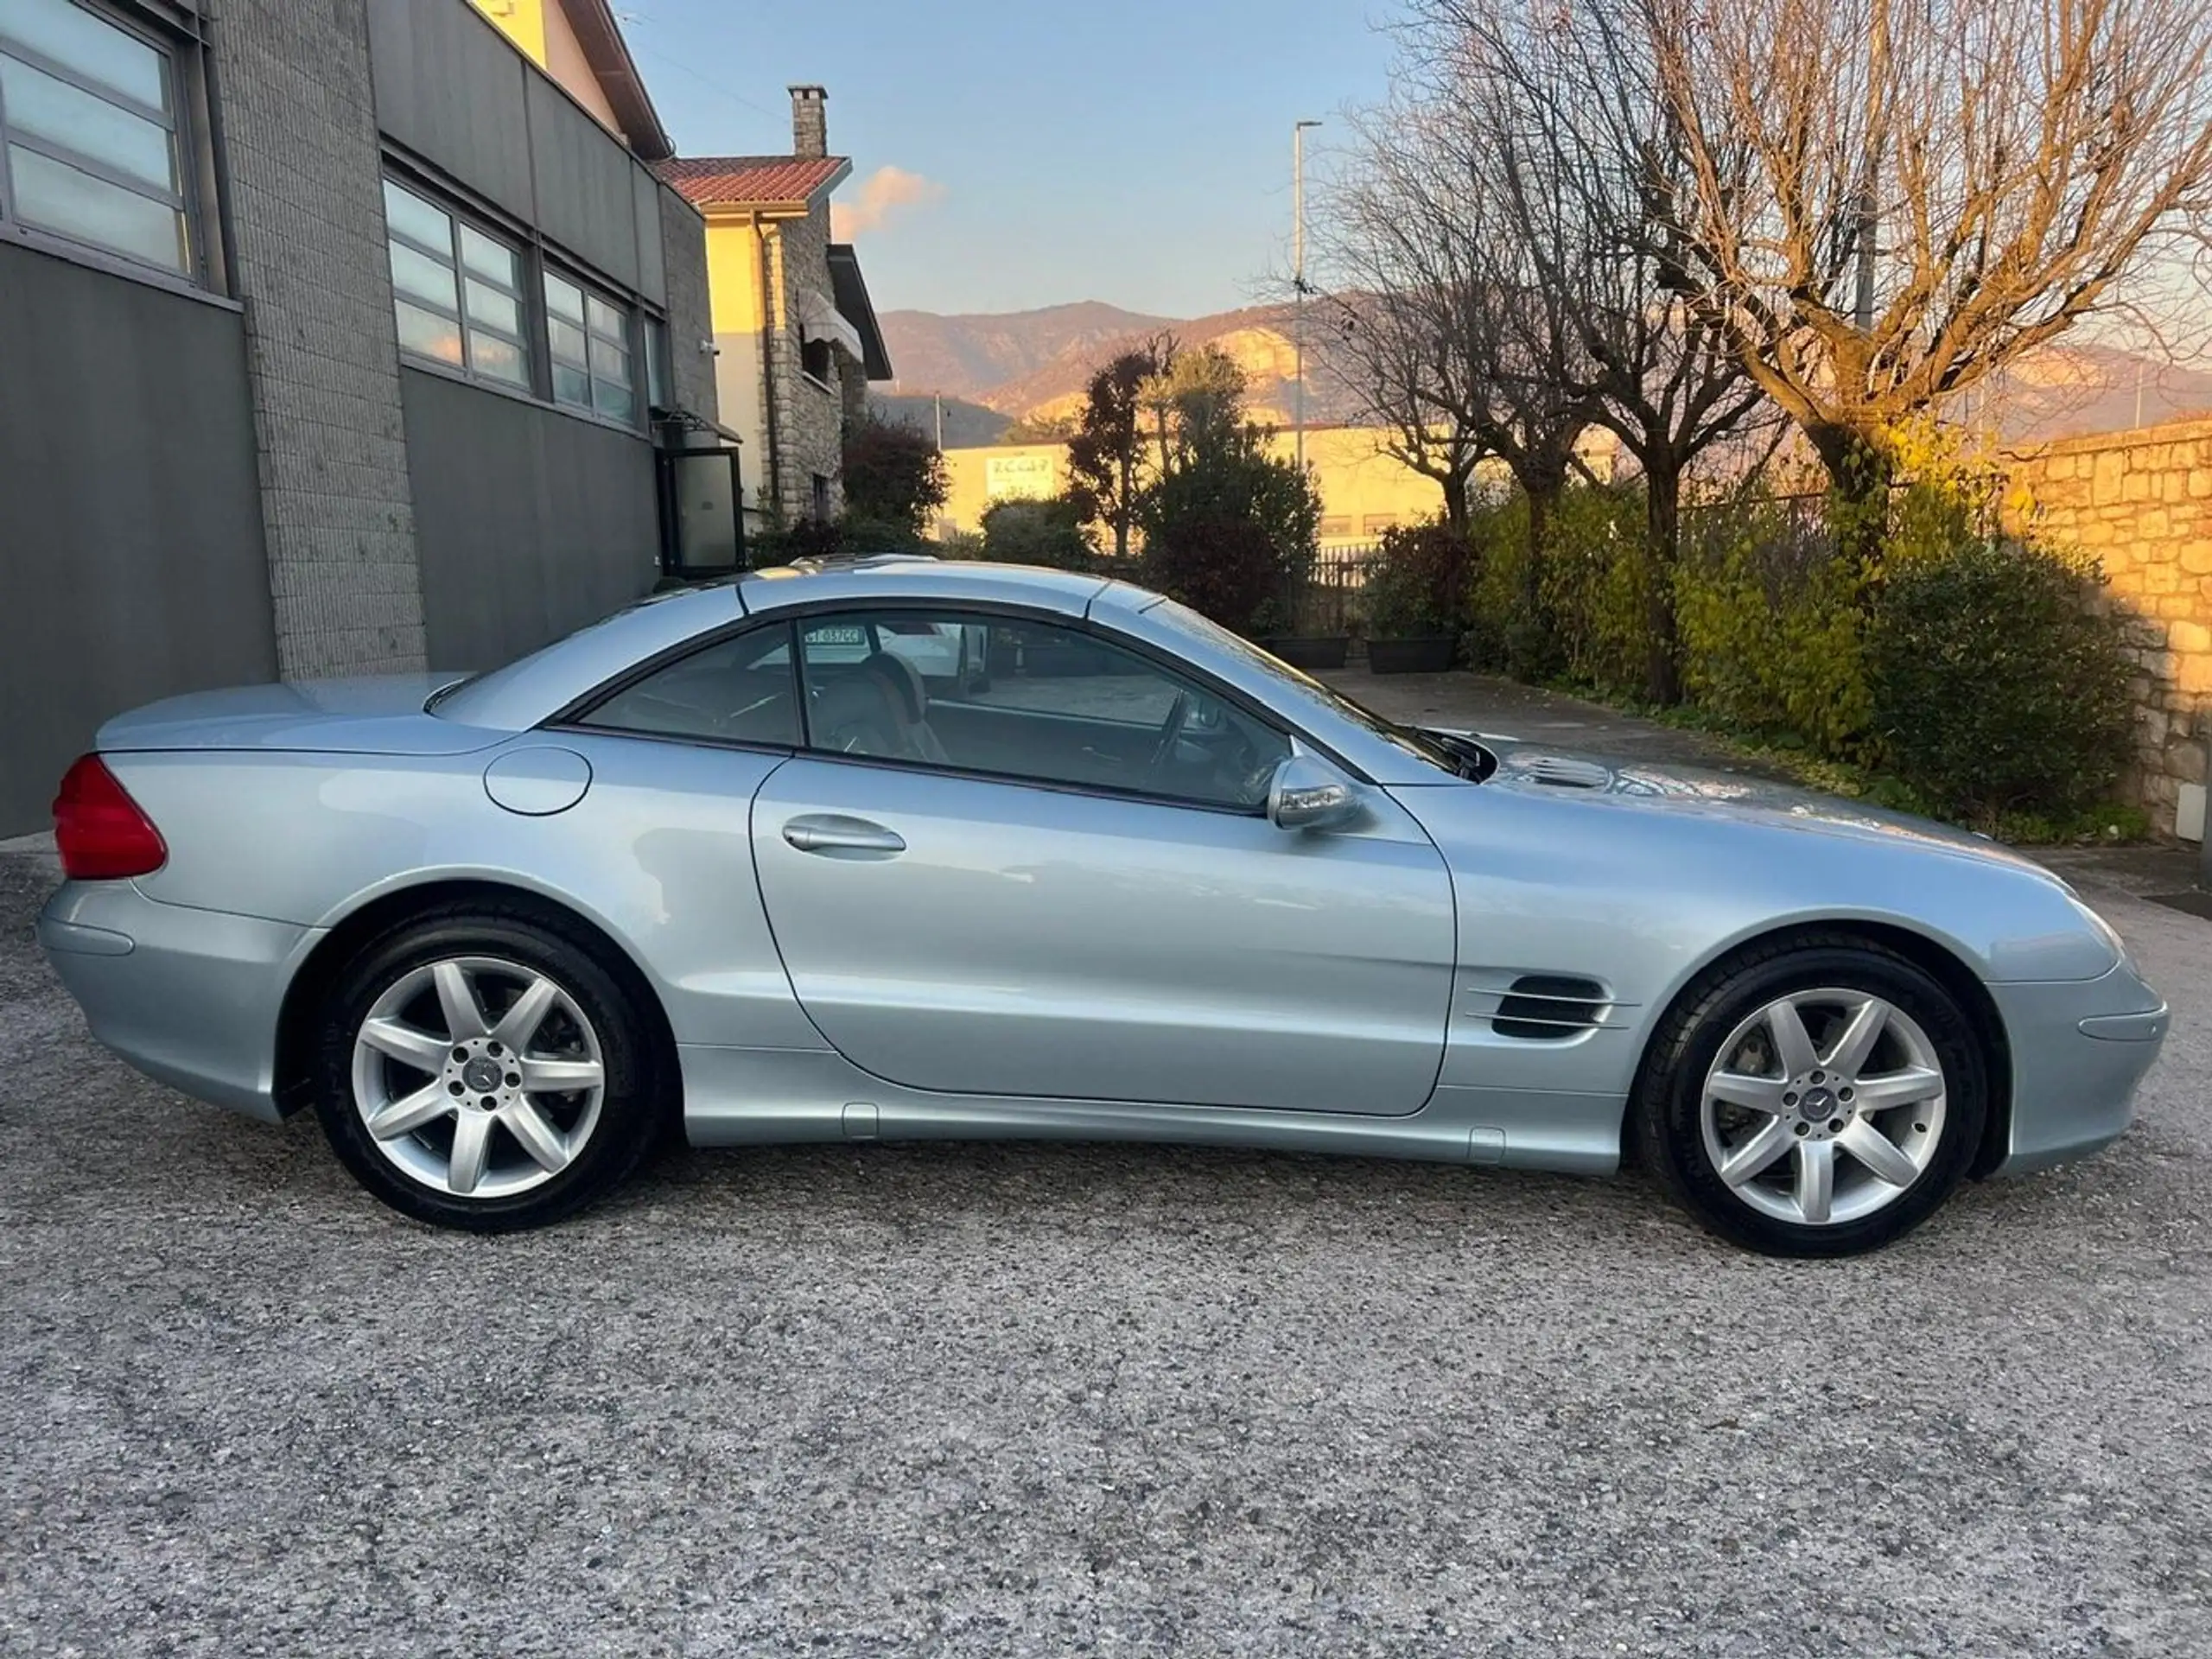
[1456,732,2063,884]
[98,673,493,754]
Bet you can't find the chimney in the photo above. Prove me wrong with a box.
[790,85,827,159]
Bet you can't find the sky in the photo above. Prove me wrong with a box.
[613,0,1400,321]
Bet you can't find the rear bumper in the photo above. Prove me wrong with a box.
[38,880,312,1123]
[1986,962,2168,1178]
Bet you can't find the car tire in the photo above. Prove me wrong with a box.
[1634,934,1988,1257]
[310,903,670,1232]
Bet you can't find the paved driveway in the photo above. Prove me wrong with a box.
[3,720,2209,1654]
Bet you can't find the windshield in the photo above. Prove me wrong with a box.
[1141,598,1474,778]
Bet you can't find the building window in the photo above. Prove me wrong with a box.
[810,473,830,523]
[0,0,194,277]
[1318,517,1354,539]
[799,333,833,385]
[1361,514,1402,535]
[546,270,634,422]
[382,178,529,390]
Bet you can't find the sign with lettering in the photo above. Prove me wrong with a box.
[985,453,1058,501]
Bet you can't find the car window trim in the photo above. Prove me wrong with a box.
[536,597,1375,784]
[547,725,804,764]
[784,743,1275,820]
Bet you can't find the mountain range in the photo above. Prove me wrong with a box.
[873,302,2212,450]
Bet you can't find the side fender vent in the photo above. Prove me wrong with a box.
[1493,975,1608,1039]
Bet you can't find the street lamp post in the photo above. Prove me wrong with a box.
[1294,118,1322,478]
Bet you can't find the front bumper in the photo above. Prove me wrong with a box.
[1986,960,2168,1178]
[38,880,315,1123]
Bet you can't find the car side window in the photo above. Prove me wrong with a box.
[795,611,1291,810]
[579,625,800,747]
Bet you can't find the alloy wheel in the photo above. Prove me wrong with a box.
[349,955,606,1199]
[1698,988,1948,1228]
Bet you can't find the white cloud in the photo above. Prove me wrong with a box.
[831,166,947,239]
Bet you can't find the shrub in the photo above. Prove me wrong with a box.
[1363,519,1473,636]
[980,496,1096,569]
[836,512,931,551]
[1866,537,2135,823]
[1144,512,1281,636]
[1458,496,1527,670]
[746,518,843,566]
[1538,485,1649,698]
[841,414,948,533]
[1136,391,1321,635]
[1674,499,1871,757]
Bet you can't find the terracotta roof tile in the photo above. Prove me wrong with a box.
[654,156,849,207]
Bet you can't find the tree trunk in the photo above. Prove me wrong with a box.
[1643,462,1683,705]
[1440,468,1471,537]
[1811,424,1893,593]
[1522,477,1556,616]
[1116,443,1133,561]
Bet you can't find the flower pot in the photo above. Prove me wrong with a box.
[1259,635,1351,671]
[1367,635,1458,674]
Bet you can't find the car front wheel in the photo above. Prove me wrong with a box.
[311,906,667,1231]
[1636,936,1989,1256]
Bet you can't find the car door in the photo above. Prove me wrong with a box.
[749,607,1457,1116]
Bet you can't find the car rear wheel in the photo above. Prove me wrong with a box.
[311,907,667,1231]
[1635,937,1988,1256]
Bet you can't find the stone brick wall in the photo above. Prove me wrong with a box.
[657,185,717,423]
[767,202,846,522]
[2008,416,2212,836]
[206,0,426,678]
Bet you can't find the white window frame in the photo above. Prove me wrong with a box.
[0,0,202,285]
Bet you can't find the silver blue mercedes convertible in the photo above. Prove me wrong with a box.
[38,556,2168,1255]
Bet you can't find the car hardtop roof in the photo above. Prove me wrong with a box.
[427,558,1148,732]
[736,555,1116,616]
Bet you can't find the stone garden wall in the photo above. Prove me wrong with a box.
[2008,416,2212,837]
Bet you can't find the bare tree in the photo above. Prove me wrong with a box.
[1414,0,1772,697]
[1316,91,1604,624]
[1635,0,2212,553]
[1312,245,1490,533]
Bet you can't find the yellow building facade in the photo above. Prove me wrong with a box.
[939,426,1613,546]
[465,1,662,149]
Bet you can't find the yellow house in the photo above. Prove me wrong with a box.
[467,0,671,155]
[657,90,895,528]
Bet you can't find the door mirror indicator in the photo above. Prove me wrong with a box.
[1268,753,1360,832]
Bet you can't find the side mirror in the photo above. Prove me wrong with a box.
[1268,753,1361,832]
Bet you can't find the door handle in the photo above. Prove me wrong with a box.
[782,814,906,856]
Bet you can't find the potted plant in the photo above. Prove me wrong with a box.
[1362,520,1470,672]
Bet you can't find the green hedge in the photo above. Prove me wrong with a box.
[1674,501,1872,759]
[1432,479,2140,831]
[1867,539,2134,821]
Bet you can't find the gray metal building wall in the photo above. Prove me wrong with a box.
[0,0,715,834]
[659,188,717,420]
[0,242,278,832]
[368,0,709,670]
[401,369,658,671]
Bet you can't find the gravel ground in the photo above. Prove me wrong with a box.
[3,836,2209,1656]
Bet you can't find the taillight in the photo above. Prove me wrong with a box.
[53,754,167,880]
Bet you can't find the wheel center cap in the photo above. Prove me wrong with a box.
[1801,1085,1835,1116]
[462,1057,504,1093]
